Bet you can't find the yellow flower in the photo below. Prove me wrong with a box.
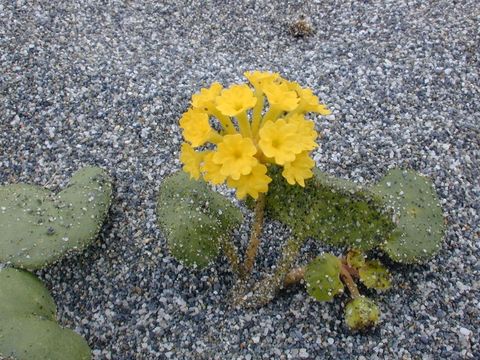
[215,84,257,117]
[288,82,331,115]
[282,151,315,187]
[178,72,330,198]
[201,152,227,185]
[179,108,218,147]
[191,82,223,112]
[213,134,258,180]
[287,114,318,152]
[244,71,279,91]
[227,163,272,199]
[258,119,300,165]
[263,81,299,112]
[180,143,205,180]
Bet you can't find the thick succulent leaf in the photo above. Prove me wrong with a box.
[358,260,391,291]
[305,253,344,301]
[0,268,91,360]
[346,249,366,270]
[0,317,91,360]
[344,296,380,331]
[0,167,112,269]
[157,172,243,268]
[0,268,56,321]
[372,169,444,264]
[265,167,394,250]
[55,167,112,251]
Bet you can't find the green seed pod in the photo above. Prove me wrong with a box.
[346,249,366,270]
[358,260,391,291]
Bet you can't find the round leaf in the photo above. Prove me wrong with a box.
[0,268,91,360]
[373,169,444,264]
[0,317,91,360]
[358,260,391,291]
[157,172,243,268]
[264,167,394,250]
[346,249,366,269]
[0,167,112,269]
[0,268,56,321]
[305,253,344,302]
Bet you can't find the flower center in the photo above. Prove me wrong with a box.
[232,149,243,159]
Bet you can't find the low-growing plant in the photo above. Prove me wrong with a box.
[157,71,445,330]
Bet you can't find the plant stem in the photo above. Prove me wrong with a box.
[236,235,306,308]
[220,235,243,278]
[283,266,305,287]
[209,131,224,144]
[340,263,360,298]
[212,109,236,134]
[251,93,265,137]
[243,193,266,277]
[261,107,281,127]
[341,258,359,278]
[237,111,253,138]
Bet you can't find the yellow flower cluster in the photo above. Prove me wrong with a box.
[179,71,331,199]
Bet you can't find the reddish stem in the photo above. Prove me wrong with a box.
[340,263,360,299]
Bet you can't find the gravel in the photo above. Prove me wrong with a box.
[1,0,479,359]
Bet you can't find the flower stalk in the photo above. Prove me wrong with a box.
[211,109,236,134]
[237,111,253,138]
[340,263,360,299]
[242,193,266,278]
[283,266,305,287]
[220,235,244,278]
[237,235,307,308]
[251,93,265,136]
[261,107,281,126]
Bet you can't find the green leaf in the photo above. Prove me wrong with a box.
[0,268,56,321]
[346,249,366,269]
[0,268,91,360]
[344,296,380,331]
[264,167,394,250]
[305,253,344,302]
[0,167,112,269]
[372,169,444,264]
[0,317,91,360]
[156,172,243,269]
[358,260,391,291]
